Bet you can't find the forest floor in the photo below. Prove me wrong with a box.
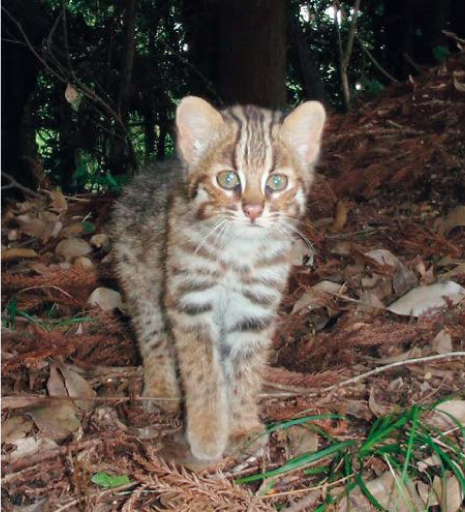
[2,52,465,512]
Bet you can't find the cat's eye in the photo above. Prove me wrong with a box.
[266,174,288,192]
[217,171,240,190]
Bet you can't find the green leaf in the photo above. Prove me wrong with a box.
[82,221,95,233]
[91,472,131,489]
[235,440,356,484]
[432,45,450,63]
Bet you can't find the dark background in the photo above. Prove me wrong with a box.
[2,0,464,195]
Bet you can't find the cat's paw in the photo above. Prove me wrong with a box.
[187,428,227,461]
[142,385,181,414]
[226,424,269,458]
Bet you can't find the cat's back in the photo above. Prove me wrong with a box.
[111,160,184,246]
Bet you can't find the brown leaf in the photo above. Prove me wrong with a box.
[29,401,81,441]
[434,205,465,235]
[65,83,79,103]
[87,287,124,312]
[433,473,464,512]
[278,425,319,459]
[59,365,96,412]
[1,248,38,261]
[47,189,67,212]
[1,416,34,445]
[55,237,92,261]
[431,329,453,354]
[330,200,348,232]
[47,365,68,397]
[60,222,86,238]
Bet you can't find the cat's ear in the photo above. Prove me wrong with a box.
[176,96,224,166]
[280,101,326,166]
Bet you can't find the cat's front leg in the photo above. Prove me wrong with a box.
[171,317,228,460]
[223,330,272,455]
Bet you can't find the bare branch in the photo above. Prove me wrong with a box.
[1,172,42,198]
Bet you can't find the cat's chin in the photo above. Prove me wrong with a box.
[228,223,272,240]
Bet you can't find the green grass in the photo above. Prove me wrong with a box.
[236,398,465,511]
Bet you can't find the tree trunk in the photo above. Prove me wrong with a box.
[218,0,286,109]
[108,0,138,176]
[289,11,327,105]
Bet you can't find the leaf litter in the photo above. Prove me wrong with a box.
[2,53,465,511]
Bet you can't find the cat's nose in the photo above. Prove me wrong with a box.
[243,203,264,221]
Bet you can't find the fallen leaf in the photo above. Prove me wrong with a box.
[337,471,426,512]
[60,222,86,238]
[12,498,48,512]
[90,233,110,251]
[47,189,67,212]
[290,238,314,266]
[431,399,465,429]
[65,82,79,103]
[55,237,92,262]
[74,256,94,269]
[278,425,319,459]
[1,248,38,261]
[387,281,465,317]
[87,287,124,312]
[6,436,58,463]
[369,387,397,417]
[434,205,465,235]
[1,416,34,445]
[453,75,465,93]
[47,365,68,397]
[432,473,464,512]
[330,200,348,232]
[291,281,346,313]
[431,329,453,354]
[60,364,96,412]
[16,215,48,239]
[29,401,81,441]
[364,249,401,268]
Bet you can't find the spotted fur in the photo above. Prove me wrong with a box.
[111,96,325,460]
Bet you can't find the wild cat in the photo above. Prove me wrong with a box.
[111,96,325,460]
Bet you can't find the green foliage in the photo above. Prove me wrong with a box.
[91,473,131,489]
[237,400,465,511]
[433,45,450,63]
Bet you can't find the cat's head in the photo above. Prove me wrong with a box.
[175,96,325,238]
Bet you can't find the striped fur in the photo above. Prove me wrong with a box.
[111,97,325,460]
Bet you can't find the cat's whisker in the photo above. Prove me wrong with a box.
[193,219,227,255]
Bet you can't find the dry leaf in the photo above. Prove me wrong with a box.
[12,498,48,512]
[55,237,92,261]
[432,473,464,512]
[278,425,319,459]
[47,365,68,397]
[387,281,465,317]
[29,401,81,441]
[431,329,453,354]
[364,249,401,268]
[1,416,34,445]
[60,222,86,238]
[369,387,397,417]
[65,82,79,103]
[338,471,426,512]
[87,287,124,312]
[90,233,110,251]
[74,256,94,269]
[1,248,38,261]
[6,437,58,463]
[47,189,67,212]
[15,215,48,239]
[290,238,314,266]
[291,281,346,313]
[431,400,465,429]
[60,365,96,412]
[453,75,465,93]
[434,205,465,235]
[330,200,348,232]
